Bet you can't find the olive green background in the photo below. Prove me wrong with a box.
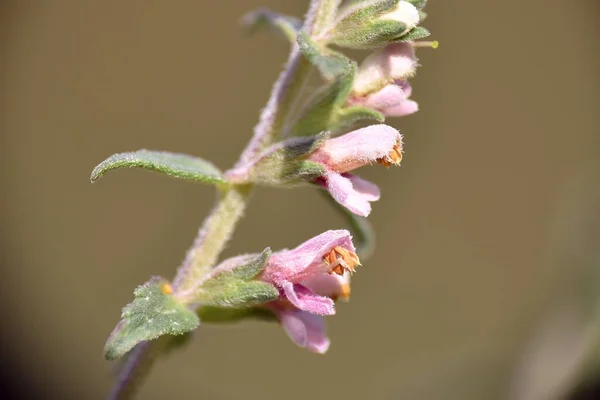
[1,1,599,399]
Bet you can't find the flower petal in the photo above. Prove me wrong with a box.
[383,99,419,117]
[395,80,412,98]
[346,174,381,201]
[361,84,407,109]
[325,171,379,217]
[281,281,335,315]
[278,308,331,354]
[309,124,401,173]
[303,272,351,301]
[264,229,355,283]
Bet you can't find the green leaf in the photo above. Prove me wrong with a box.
[332,106,385,133]
[242,8,301,43]
[104,277,200,360]
[297,32,352,81]
[196,280,279,308]
[394,26,431,42]
[319,190,375,260]
[91,150,227,185]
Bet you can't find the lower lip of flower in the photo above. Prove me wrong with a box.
[323,246,361,275]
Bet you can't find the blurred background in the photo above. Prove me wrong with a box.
[1,0,599,399]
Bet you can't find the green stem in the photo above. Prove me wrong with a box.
[173,185,253,293]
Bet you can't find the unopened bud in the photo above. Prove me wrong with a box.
[352,42,417,95]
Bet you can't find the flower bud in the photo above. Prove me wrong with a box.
[327,0,420,50]
[350,80,419,118]
[352,42,418,95]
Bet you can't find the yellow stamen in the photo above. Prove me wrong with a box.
[377,142,403,167]
[161,283,173,295]
[412,40,439,49]
[323,246,361,275]
[340,283,351,301]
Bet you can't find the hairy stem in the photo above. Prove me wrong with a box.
[108,338,169,400]
[236,48,311,167]
[173,185,252,292]
[108,1,339,399]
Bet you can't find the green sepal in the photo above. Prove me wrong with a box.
[196,280,279,308]
[335,0,399,29]
[242,8,301,43]
[212,248,272,282]
[406,0,428,10]
[394,26,431,42]
[291,160,328,181]
[331,106,385,133]
[197,306,277,324]
[104,277,200,360]
[418,10,427,22]
[241,134,329,185]
[91,150,227,186]
[328,0,411,49]
[290,64,383,136]
[329,20,408,49]
[297,31,352,81]
[290,65,355,136]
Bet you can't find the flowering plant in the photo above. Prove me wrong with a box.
[91,0,436,398]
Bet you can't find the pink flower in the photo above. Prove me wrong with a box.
[225,124,402,217]
[261,229,359,353]
[350,80,419,118]
[352,42,418,96]
[261,230,358,314]
[309,124,403,216]
[270,305,331,354]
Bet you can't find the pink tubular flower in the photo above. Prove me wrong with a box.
[352,42,418,96]
[261,229,358,353]
[350,80,419,118]
[309,124,403,216]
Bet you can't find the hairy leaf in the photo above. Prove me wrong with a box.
[104,278,200,360]
[91,150,227,185]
